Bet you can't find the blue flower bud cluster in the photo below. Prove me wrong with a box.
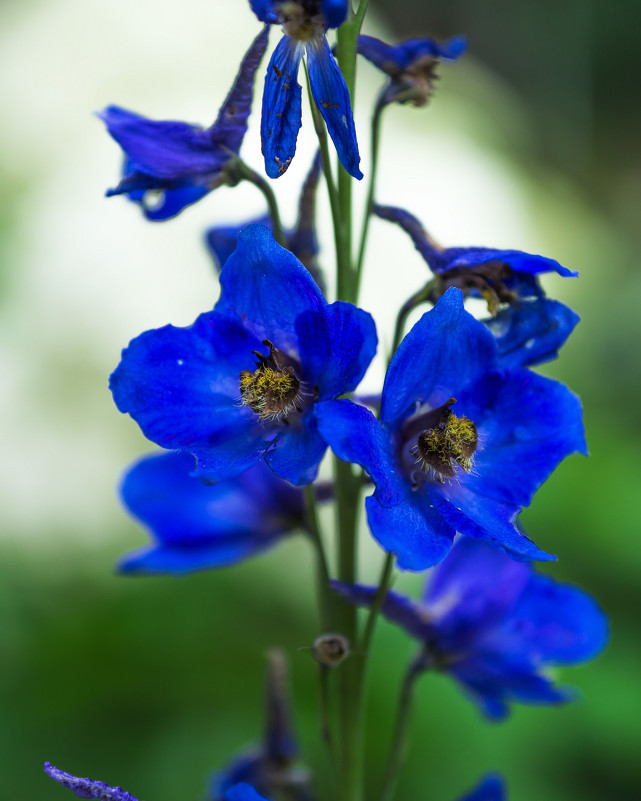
[45,3,607,801]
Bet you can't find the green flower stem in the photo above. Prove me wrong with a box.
[355,94,386,300]
[232,159,286,247]
[304,485,333,632]
[379,652,424,801]
[359,552,395,656]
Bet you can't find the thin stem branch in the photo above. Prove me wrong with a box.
[391,278,439,356]
[379,652,424,801]
[304,485,333,632]
[359,552,395,656]
[232,160,286,246]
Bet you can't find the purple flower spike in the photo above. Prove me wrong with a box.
[44,763,140,801]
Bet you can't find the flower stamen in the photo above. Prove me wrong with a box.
[240,339,304,421]
[412,397,478,482]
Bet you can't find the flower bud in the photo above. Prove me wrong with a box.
[311,633,351,668]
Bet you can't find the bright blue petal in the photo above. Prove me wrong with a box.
[261,36,303,178]
[264,416,328,485]
[307,36,363,180]
[366,493,455,570]
[215,224,325,355]
[205,215,273,271]
[44,763,139,801]
[488,574,609,666]
[110,311,262,451]
[457,775,506,801]
[429,487,555,562]
[296,301,377,399]
[357,34,466,74]
[315,400,404,506]
[380,288,497,428]
[320,0,348,28]
[456,368,587,508]
[226,784,272,801]
[434,246,577,279]
[425,538,530,651]
[138,184,211,221]
[190,431,272,483]
[250,0,279,24]
[485,299,580,368]
[331,581,434,640]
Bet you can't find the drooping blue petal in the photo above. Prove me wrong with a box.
[320,0,348,28]
[331,581,434,640]
[250,0,279,24]
[296,301,377,399]
[380,288,497,428]
[137,184,211,221]
[455,368,587,508]
[215,224,325,355]
[307,36,362,180]
[44,763,139,801]
[357,34,467,75]
[485,299,580,368]
[110,311,262,451]
[261,36,304,178]
[457,774,506,801]
[487,574,609,666]
[366,492,456,570]
[118,453,300,574]
[429,487,555,563]
[264,416,328,485]
[424,537,530,651]
[226,784,272,801]
[206,215,273,271]
[315,399,404,506]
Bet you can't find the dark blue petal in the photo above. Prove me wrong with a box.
[315,400,404,506]
[487,574,609,666]
[264,417,328,485]
[250,0,279,24]
[296,301,377,399]
[357,34,466,75]
[307,36,363,180]
[137,184,211,221]
[424,537,530,652]
[99,105,226,181]
[429,487,554,562]
[190,431,272,483]
[366,492,456,570]
[320,0,348,28]
[457,774,506,801]
[226,784,272,801]
[44,763,139,801]
[456,368,587,508]
[261,36,303,178]
[118,453,298,574]
[215,224,325,355]
[435,246,577,279]
[211,26,270,155]
[380,288,497,428]
[110,311,262,452]
[205,215,273,271]
[485,299,580,368]
[331,581,434,640]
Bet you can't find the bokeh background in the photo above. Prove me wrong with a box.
[1,1,639,799]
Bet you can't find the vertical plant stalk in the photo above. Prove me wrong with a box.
[304,485,333,632]
[359,552,395,656]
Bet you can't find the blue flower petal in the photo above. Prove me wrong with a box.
[44,763,139,801]
[456,368,587,508]
[357,34,467,74]
[429,487,555,562]
[190,431,272,483]
[296,301,377,399]
[424,538,530,651]
[320,0,348,28]
[315,399,404,506]
[215,224,325,354]
[110,311,262,451]
[264,417,328,485]
[485,299,580,368]
[226,784,272,801]
[307,36,363,180]
[489,574,609,666]
[366,492,455,570]
[206,215,273,271]
[250,0,279,24]
[331,581,434,640]
[457,774,506,801]
[434,246,577,279]
[261,36,304,178]
[380,288,497,428]
[138,184,211,221]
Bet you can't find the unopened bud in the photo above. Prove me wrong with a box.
[311,633,351,668]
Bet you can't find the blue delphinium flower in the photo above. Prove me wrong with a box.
[375,203,580,368]
[316,288,586,569]
[206,153,324,289]
[457,775,506,801]
[99,27,268,221]
[332,537,608,720]
[44,762,139,800]
[249,1,362,179]
[211,651,313,801]
[111,224,376,486]
[118,452,310,575]
[357,33,467,106]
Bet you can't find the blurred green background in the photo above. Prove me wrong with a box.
[1,1,639,800]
